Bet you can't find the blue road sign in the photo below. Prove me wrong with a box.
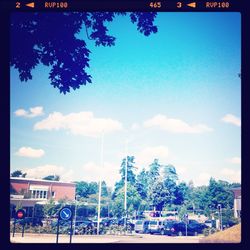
[59,207,73,221]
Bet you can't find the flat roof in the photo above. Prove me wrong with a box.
[10,177,75,185]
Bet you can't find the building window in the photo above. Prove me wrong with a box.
[30,189,48,199]
[32,190,36,198]
[51,191,55,198]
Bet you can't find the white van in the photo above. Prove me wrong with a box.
[134,220,150,233]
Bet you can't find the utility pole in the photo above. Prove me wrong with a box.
[97,131,104,235]
[124,140,128,231]
[218,204,222,231]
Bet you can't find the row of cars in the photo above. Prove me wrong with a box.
[13,216,210,236]
[134,219,208,236]
[72,217,208,236]
[59,217,136,235]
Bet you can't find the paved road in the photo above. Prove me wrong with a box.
[10,233,204,243]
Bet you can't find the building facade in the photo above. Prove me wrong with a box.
[231,187,241,218]
[10,177,76,217]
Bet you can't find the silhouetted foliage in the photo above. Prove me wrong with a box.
[11,170,26,177]
[11,12,158,94]
[43,175,60,181]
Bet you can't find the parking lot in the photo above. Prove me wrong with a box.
[10,233,204,243]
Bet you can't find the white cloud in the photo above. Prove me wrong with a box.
[136,146,169,167]
[16,147,45,158]
[228,157,241,165]
[221,114,241,127]
[14,106,44,118]
[175,166,188,176]
[143,114,213,134]
[131,123,140,130]
[81,161,120,187]
[218,168,241,183]
[24,164,74,182]
[193,172,211,187]
[34,111,123,137]
[192,168,241,186]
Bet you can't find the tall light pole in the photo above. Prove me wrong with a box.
[124,140,128,230]
[97,131,104,235]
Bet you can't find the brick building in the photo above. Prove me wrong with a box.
[10,177,76,217]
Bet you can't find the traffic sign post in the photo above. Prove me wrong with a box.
[56,218,60,243]
[56,207,73,243]
[12,218,16,237]
[13,209,26,238]
[69,217,73,243]
[22,222,25,237]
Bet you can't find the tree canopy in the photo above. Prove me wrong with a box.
[11,170,26,178]
[43,175,60,181]
[11,12,158,94]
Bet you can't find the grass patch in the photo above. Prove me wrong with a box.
[200,223,241,243]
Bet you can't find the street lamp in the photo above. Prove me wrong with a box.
[124,140,128,231]
[97,131,104,235]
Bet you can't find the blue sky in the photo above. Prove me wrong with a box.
[10,12,241,187]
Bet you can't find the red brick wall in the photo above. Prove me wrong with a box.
[10,178,75,201]
[51,183,75,201]
[11,181,29,193]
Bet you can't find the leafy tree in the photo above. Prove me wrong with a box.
[113,156,136,198]
[43,198,58,217]
[11,170,26,177]
[111,183,141,217]
[135,168,148,200]
[148,180,170,211]
[119,156,136,183]
[43,175,60,181]
[206,178,234,209]
[75,181,98,198]
[174,182,189,206]
[75,181,89,198]
[101,181,109,197]
[162,164,178,182]
[229,183,241,188]
[177,205,188,221]
[148,159,160,186]
[163,177,177,208]
[88,181,98,195]
[11,12,158,94]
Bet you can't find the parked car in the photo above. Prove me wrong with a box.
[118,218,135,230]
[134,220,150,234]
[188,220,208,235]
[167,220,208,236]
[162,220,179,235]
[204,219,216,228]
[148,219,166,234]
[74,219,95,234]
